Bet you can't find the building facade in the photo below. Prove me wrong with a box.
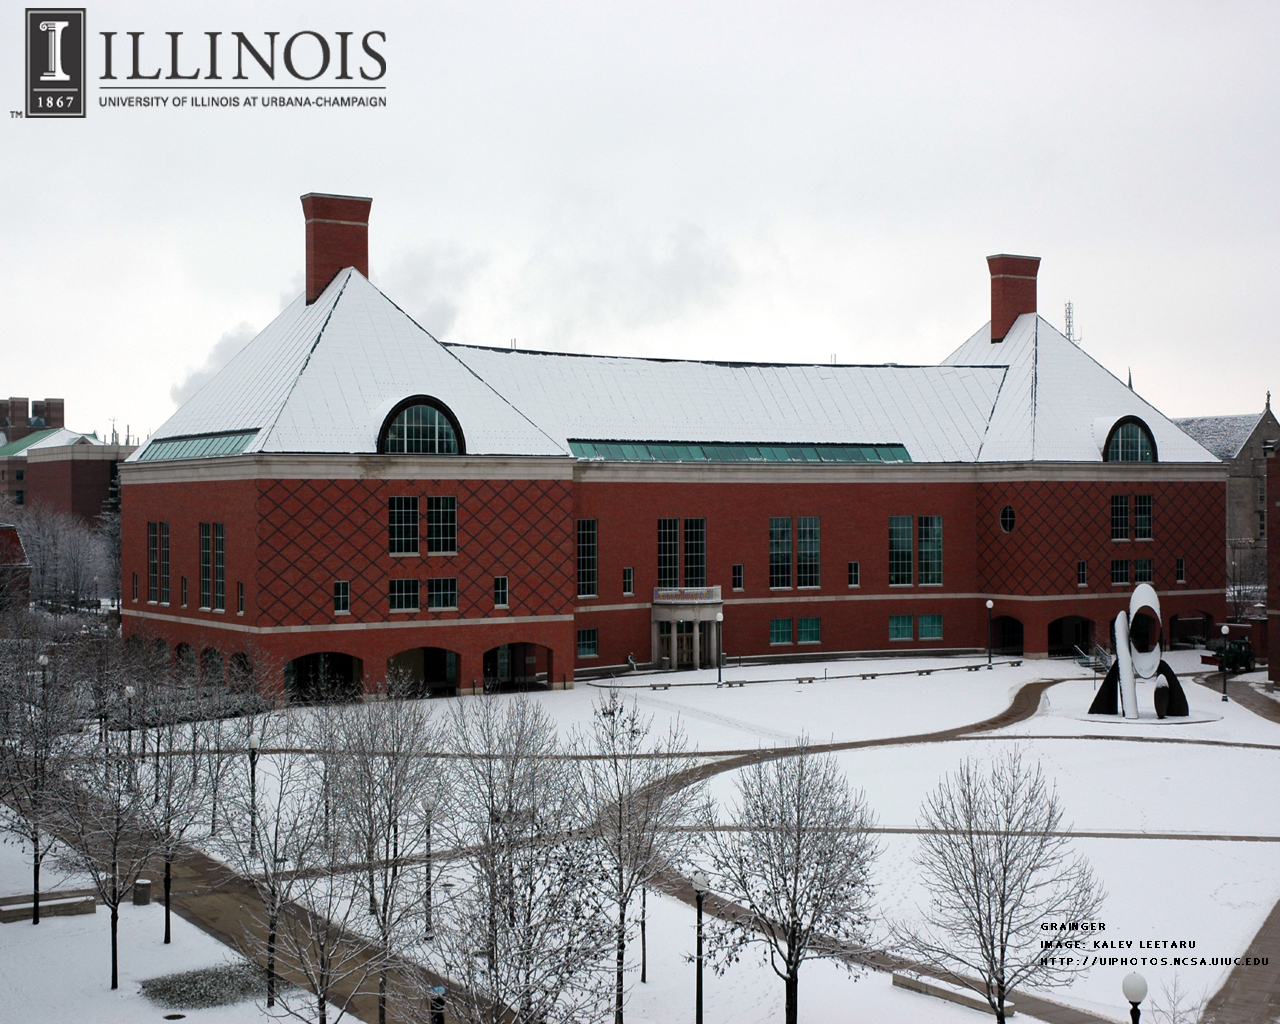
[119,194,1228,698]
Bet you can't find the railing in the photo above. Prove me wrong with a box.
[652,586,722,604]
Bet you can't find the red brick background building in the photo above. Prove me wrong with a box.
[120,194,1228,698]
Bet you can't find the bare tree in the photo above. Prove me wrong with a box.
[1151,974,1207,1024]
[0,634,83,923]
[329,693,440,1024]
[572,688,710,1024]
[431,693,611,1024]
[1227,543,1267,621]
[55,734,162,989]
[895,748,1106,1024]
[707,743,879,1024]
[139,677,209,944]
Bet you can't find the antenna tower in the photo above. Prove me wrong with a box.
[1064,301,1076,345]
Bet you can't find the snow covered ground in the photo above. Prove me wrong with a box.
[5,650,1273,1023]
[0,827,273,1022]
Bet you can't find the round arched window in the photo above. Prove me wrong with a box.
[1104,418,1156,463]
[999,505,1016,533]
[378,398,464,455]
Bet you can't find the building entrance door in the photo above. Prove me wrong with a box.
[676,622,694,667]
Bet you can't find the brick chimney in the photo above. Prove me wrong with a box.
[301,193,372,304]
[986,253,1040,342]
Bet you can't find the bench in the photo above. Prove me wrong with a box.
[860,673,876,679]
[0,894,96,923]
[649,682,671,690]
[917,669,933,676]
[966,665,982,672]
[729,680,745,688]
[797,677,814,685]
[1009,660,1022,667]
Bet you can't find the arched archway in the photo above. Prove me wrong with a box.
[1048,616,1093,657]
[990,615,1024,656]
[200,648,224,686]
[227,653,255,692]
[482,643,555,693]
[386,646,459,698]
[174,643,196,684]
[284,652,363,703]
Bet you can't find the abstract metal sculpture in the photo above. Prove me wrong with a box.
[1088,584,1189,719]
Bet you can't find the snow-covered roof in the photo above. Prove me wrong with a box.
[133,271,1221,466]
[445,347,1005,463]
[1170,413,1263,461]
[0,428,102,458]
[134,270,565,459]
[941,314,1219,463]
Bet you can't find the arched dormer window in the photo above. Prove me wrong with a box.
[1104,417,1157,463]
[378,397,465,455]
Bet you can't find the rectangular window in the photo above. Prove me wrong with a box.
[577,519,598,597]
[237,581,245,614]
[13,490,22,506]
[1135,558,1153,583]
[797,617,821,643]
[658,518,679,588]
[390,579,420,611]
[1261,510,1268,540]
[147,522,158,602]
[889,516,913,585]
[917,516,942,585]
[622,567,633,596]
[159,522,170,604]
[1111,495,1130,540]
[426,496,457,554]
[181,576,188,608]
[1076,560,1088,586]
[1134,495,1152,540]
[334,580,350,613]
[1260,477,1267,503]
[427,577,458,610]
[769,517,792,588]
[769,617,792,645]
[577,628,598,658]
[494,575,509,608]
[731,563,744,590]
[683,518,706,587]
[889,614,913,640]
[1176,557,1186,583]
[1111,559,1130,585]
[389,496,420,554]
[919,613,943,640]
[213,523,225,611]
[200,523,211,608]
[797,516,820,588]
[131,572,138,602]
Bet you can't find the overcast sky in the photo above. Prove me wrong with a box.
[4,1,1278,441]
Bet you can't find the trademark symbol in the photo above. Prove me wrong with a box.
[9,111,23,118]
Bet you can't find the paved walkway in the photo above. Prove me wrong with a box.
[36,670,1280,1024]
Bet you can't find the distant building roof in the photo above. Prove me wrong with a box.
[131,271,1220,466]
[0,428,60,458]
[1171,414,1264,460]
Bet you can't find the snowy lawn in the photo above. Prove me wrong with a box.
[0,816,277,1023]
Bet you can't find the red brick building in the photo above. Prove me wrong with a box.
[119,194,1228,699]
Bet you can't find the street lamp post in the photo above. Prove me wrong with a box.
[37,653,48,689]
[1221,624,1231,702]
[248,733,261,859]
[691,869,710,1024]
[422,794,436,940]
[986,600,994,668]
[124,686,135,786]
[1122,971,1147,1023]
[715,612,724,686]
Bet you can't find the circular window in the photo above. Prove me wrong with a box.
[999,506,1016,533]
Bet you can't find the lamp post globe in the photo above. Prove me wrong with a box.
[715,612,724,685]
[985,599,994,668]
[691,870,710,1024]
[1221,623,1231,701]
[1122,972,1147,1023]
[247,733,261,858]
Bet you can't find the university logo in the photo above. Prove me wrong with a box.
[25,8,85,117]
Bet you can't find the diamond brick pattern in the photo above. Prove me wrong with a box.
[977,480,1224,596]
[255,478,575,628]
